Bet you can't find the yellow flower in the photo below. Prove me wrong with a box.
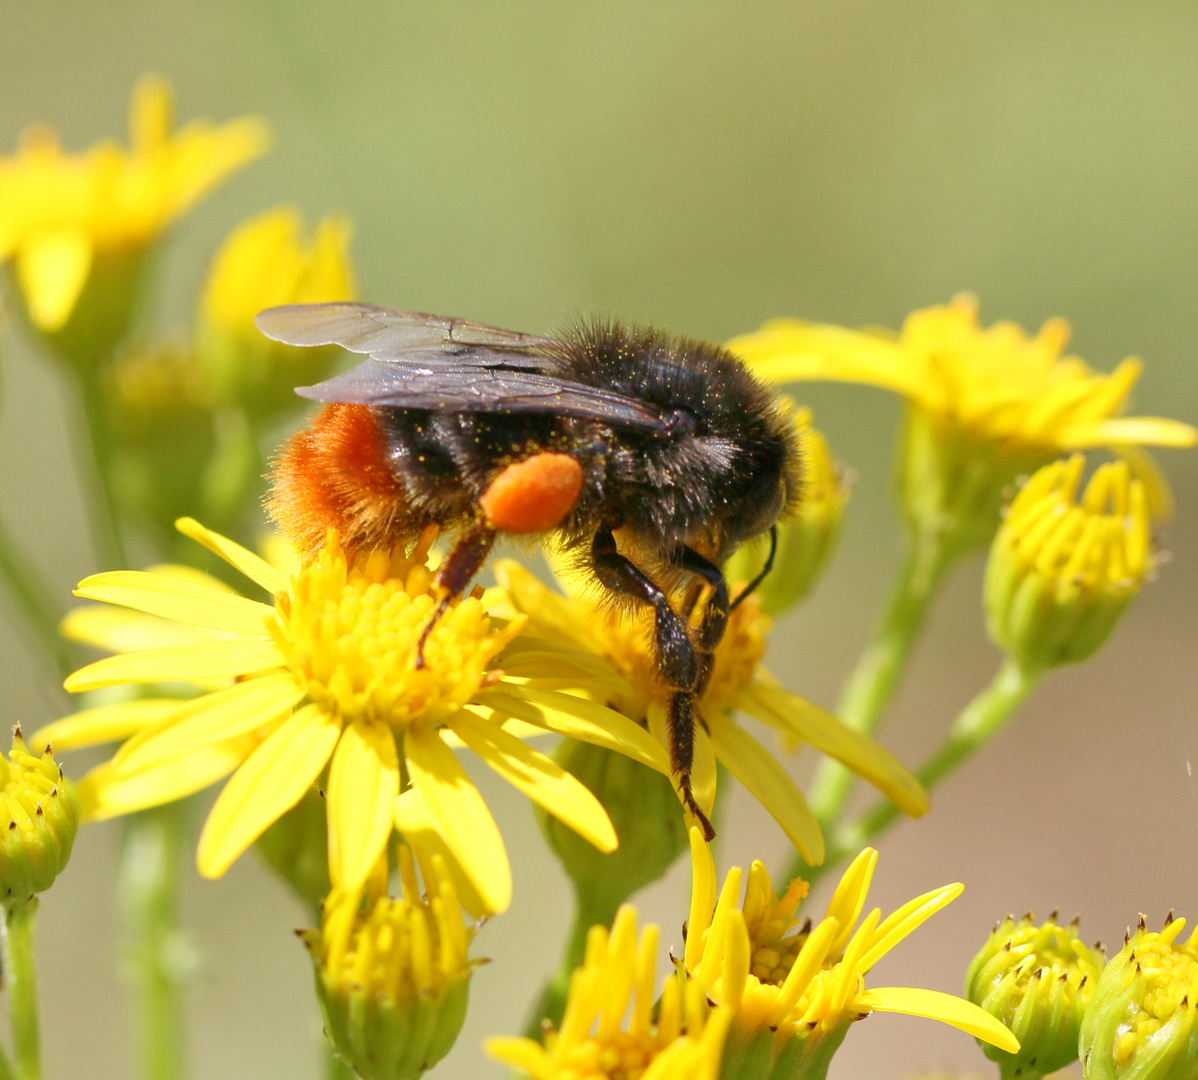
[39,520,676,915]
[728,296,1196,542]
[986,455,1153,671]
[684,831,1018,1079]
[490,561,928,865]
[1080,914,1198,1080]
[301,842,475,1079]
[0,74,268,336]
[487,904,732,1080]
[197,206,356,416]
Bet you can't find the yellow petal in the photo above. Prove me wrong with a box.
[30,698,180,752]
[403,725,512,915]
[1057,416,1198,449]
[393,789,488,920]
[449,709,616,853]
[492,561,606,653]
[326,719,399,892]
[16,229,93,331]
[1117,444,1175,522]
[175,518,287,595]
[859,986,1020,1053]
[484,1037,556,1080]
[477,684,669,774]
[858,882,964,973]
[73,570,276,635]
[727,321,925,400]
[79,739,252,821]
[706,715,823,865]
[64,640,285,692]
[742,682,928,817]
[824,847,877,957]
[113,673,302,772]
[61,605,217,654]
[196,704,340,878]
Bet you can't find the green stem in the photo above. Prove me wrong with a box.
[0,513,74,682]
[803,529,955,837]
[806,658,1041,888]
[119,803,189,1080]
[74,372,129,571]
[6,898,41,1080]
[520,896,603,1041]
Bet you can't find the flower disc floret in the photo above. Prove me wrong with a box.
[274,534,509,731]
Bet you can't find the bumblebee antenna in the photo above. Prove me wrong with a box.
[729,524,777,611]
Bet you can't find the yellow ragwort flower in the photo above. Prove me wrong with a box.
[39,520,678,915]
[490,561,927,865]
[985,456,1152,671]
[302,843,475,1080]
[487,904,732,1080]
[1080,914,1198,1080]
[728,295,1196,538]
[684,831,1018,1080]
[0,74,269,333]
[198,206,356,416]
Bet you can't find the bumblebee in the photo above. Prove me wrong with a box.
[257,303,801,838]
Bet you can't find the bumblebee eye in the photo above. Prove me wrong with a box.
[728,473,786,544]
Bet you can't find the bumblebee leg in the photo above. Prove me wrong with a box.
[590,528,696,690]
[590,529,714,840]
[673,546,728,651]
[669,691,715,840]
[415,523,496,669]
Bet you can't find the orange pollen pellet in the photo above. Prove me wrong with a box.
[479,452,584,533]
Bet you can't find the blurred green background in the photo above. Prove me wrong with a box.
[1,2,1196,1078]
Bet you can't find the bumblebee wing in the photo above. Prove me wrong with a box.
[257,302,670,432]
[255,302,554,363]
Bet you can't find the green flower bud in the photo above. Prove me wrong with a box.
[725,408,848,616]
[966,913,1103,1080]
[0,729,80,900]
[302,845,475,1080]
[1080,914,1198,1080]
[985,456,1152,672]
[538,740,689,920]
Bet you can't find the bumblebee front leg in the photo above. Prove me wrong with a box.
[590,528,715,840]
[673,545,729,653]
[415,522,496,669]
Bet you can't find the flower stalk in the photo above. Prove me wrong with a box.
[119,803,191,1080]
[6,898,41,1080]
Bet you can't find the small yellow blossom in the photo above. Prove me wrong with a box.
[490,562,927,865]
[0,730,79,900]
[39,520,678,915]
[487,905,731,1080]
[198,206,355,416]
[985,456,1152,671]
[1080,914,1198,1080]
[966,913,1103,1080]
[301,843,475,1079]
[684,831,1018,1080]
[729,296,1196,544]
[0,75,268,336]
